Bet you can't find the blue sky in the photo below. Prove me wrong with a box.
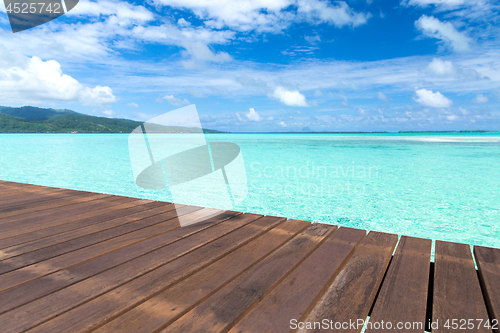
[0,0,499,132]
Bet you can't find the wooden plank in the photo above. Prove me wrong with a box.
[0,192,112,221]
[161,223,337,333]
[0,188,41,199]
[0,205,204,291]
[433,241,490,333]
[2,212,274,332]
[0,181,37,187]
[0,181,45,188]
[0,188,86,210]
[0,201,164,249]
[0,197,145,239]
[0,193,124,226]
[0,189,81,213]
[0,183,54,194]
[0,210,242,316]
[0,196,137,232]
[474,246,500,329]
[0,182,57,192]
[0,202,174,259]
[229,227,365,333]
[94,219,311,333]
[298,231,398,333]
[365,236,432,333]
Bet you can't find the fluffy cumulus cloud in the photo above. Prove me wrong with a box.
[246,108,263,121]
[427,58,455,75]
[272,87,309,107]
[152,0,370,32]
[414,88,453,108]
[415,15,472,52]
[296,0,370,28]
[0,0,234,67]
[0,47,116,105]
[69,0,154,22]
[157,95,191,106]
[425,58,484,79]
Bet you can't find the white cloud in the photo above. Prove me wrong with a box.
[415,15,472,52]
[404,0,466,8]
[272,86,309,107]
[69,0,154,22]
[414,88,453,108]
[245,108,263,121]
[473,94,488,104]
[152,0,370,32]
[0,47,116,105]
[279,121,287,127]
[377,91,390,101]
[131,24,234,65]
[158,95,191,106]
[152,0,294,32]
[0,0,235,67]
[304,35,321,44]
[426,58,485,80]
[427,58,455,75]
[103,110,116,116]
[128,102,139,108]
[296,0,371,28]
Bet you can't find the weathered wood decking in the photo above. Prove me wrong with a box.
[0,180,498,332]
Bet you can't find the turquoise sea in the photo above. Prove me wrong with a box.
[1,133,499,251]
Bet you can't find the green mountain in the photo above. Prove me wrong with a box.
[0,106,225,133]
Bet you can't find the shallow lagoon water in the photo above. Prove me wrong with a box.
[1,133,499,251]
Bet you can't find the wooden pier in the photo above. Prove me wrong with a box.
[0,180,498,332]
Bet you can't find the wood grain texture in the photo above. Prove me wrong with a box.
[0,203,176,262]
[0,201,170,257]
[0,193,119,225]
[0,188,88,211]
[0,205,203,292]
[474,246,500,329]
[298,231,398,333]
[0,181,495,333]
[0,197,139,236]
[94,219,311,333]
[161,223,337,333]
[20,214,280,333]
[0,211,242,318]
[0,201,166,249]
[433,241,490,333]
[229,227,365,333]
[0,191,111,220]
[365,236,432,333]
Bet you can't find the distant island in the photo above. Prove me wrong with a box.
[0,106,497,134]
[0,106,226,133]
[399,130,498,133]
